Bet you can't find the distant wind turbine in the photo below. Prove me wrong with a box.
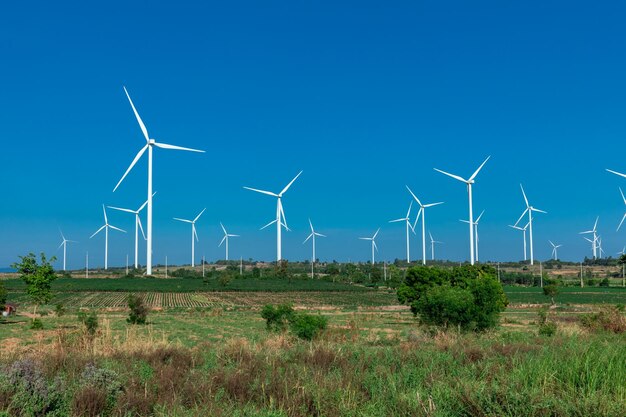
[57,230,77,271]
[406,186,444,265]
[219,222,239,261]
[113,87,205,276]
[429,231,443,260]
[434,156,490,265]
[388,200,416,262]
[107,192,155,269]
[579,217,599,259]
[359,228,380,264]
[616,188,626,231]
[509,222,530,261]
[303,219,326,277]
[244,171,302,261]
[514,185,546,265]
[461,210,484,263]
[548,240,562,261]
[174,208,206,267]
[90,205,126,270]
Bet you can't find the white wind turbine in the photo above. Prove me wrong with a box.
[244,171,302,261]
[359,228,380,264]
[219,222,239,261]
[616,188,626,231]
[429,231,443,261]
[579,217,599,259]
[460,210,485,262]
[434,156,490,265]
[508,222,530,261]
[303,219,326,277]
[549,240,562,261]
[514,184,547,265]
[388,201,416,262]
[406,186,444,265]
[57,230,77,271]
[113,87,205,276]
[174,208,206,267]
[107,192,155,269]
[90,205,126,270]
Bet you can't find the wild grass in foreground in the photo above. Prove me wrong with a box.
[0,321,624,417]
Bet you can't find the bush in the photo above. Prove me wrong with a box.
[78,311,99,336]
[599,277,610,287]
[543,284,559,305]
[538,322,557,336]
[0,281,6,310]
[580,307,626,333]
[261,304,294,332]
[127,294,148,325]
[54,303,66,317]
[290,313,328,340]
[30,318,44,330]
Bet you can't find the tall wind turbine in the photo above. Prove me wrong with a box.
[90,205,126,270]
[174,208,206,267]
[514,185,547,265]
[460,210,485,262]
[616,188,626,231]
[113,87,205,276]
[579,217,599,259]
[219,222,239,261]
[389,201,416,262]
[549,240,562,260]
[57,230,77,271]
[406,186,444,265]
[434,156,490,265]
[509,222,530,261]
[107,192,154,269]
[244,171,302,261]
[359,228,380,264]
[303,219,326,277]
[429,231,443,261]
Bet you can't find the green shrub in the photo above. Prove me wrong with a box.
[538,321,557,336]
[290,313,328,340]
[30,318,44,330]
[0,280,6,310]
[261,304,294,332]
[54,303,66,317]
[580,307,626,333]
[78,311,99,335]
[599,277,610,287]
[127,294,148,325]
[542,284,559,305]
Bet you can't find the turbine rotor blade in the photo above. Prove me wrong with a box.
[469,156,491,181]
[514,208,529,227]
[90,225,106,239]
[108,206,135,214]
[138,192,156,212]
[243,187,278,197]
[220,222,227,234]
[280,170,303,196]
[607,168,626,179]
[520,184,529,207]
[303,234,313,244]
[154,142,205,153]
[532,208,547,214]
[109,225,126,233]
[102,204,108,224]
[618,213,626,231]
[389,218,406,223]
[315,233,326,237]
[113,144,148,192]
[123,86,150,142]
[433,168,467,183]
[193,225,199,242]
[260,219,277,230]
[138,216,146,240]
[173,218,193,223]
[219,236,226,247]
[194,208,206,222]
[405,185,422,206]
[406,200,413,218]
[373,228,380,239]
[423,202,444,208]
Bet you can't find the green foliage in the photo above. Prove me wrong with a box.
[289,313,327,340]
[219,272,234,287]
[0,280,6,309]
[536,307,557,336]
[398,265,508,331]
[127,294,148,324]
[580,306,626,333]
[78,311,99,335]
[30,318,44,330]
[599,277,610,287]
[261,303,294,332]
[54,303,66,317]
[260,303,327,339]
[11,252,58,314]
[542,284,559,305]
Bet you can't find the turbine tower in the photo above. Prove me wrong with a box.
[406,186,444,265]
[616,188,626,231]
[509,222,530,261]
[107,193,154,269]
[388,201,416,262]
[549,240,562,260]
[434,156,490,265]
[359,228,380,264]
[579,217,599,259]
[57,230,77,271]
[303,219,326,277]
[174,208,206,267]
[460,210,485,262]
[244,171,302,261]
[113,87,205,276]
[514,184,547,265]
[219,222,239,261]
[429,231,443,260]
[90,205,126,270]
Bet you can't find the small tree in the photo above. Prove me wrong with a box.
[0,280,7,310]
[127,294,148,324]
[543,284,559,306]
[11,252,57,316]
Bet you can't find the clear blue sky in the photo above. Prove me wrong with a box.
[1,1,625,269]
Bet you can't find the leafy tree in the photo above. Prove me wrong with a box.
[11,252,58,316]
[543,284,559,305]
[127,294,148,324]
[0,280,7,310]
[261,303,294,332]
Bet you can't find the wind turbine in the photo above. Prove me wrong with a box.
[303,219,326,277]
[616,188,626,231]
[406,186,444,265]
[509,222,530,261]
[219,222,239,261]
[359,228,380,264]
[514,184,547,265]
[113,87,205,276]
[388,200,416,262]
[244,171,302,261]
[90,205,126,270]
[460,210,485,262]
[107,192,155,269]
[607,168,626,179]
[548,240,562,260]
[57,230,77,271]
[579,217,599,259]
[434,156,490,265]
[173,208,206,267]
[429,231,443,260]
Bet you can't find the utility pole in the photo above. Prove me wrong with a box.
[497,262,500,282]
[86,251,89,279]
[384,262,387,282]
[539,261,543,288]
[580,262,584,288]
[165,256,168,279]
[202,255,205,278]
[240,256,243,276]
[126,254,129,276]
